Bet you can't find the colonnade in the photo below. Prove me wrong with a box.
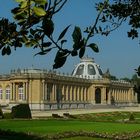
[110,87,137,104]
[42,80,90,103]
[41,81,137,105]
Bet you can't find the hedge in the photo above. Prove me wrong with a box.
[0,107,4,119]
[12,104,32,119]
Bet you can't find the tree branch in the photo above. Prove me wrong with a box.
[54,0,68,14]
[85,0,109,45]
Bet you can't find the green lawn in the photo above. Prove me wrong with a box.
[0,119,140,134]
[1,112,140,139]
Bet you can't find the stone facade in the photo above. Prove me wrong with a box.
[0,59,138,110]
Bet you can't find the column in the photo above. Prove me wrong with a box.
[51,84,56,101]
[65,85,69,101]
[82,87,86,101]
[26,81,29,102]
[42,80,45,101]
[77,86,80,101]
[13,83,16,101]
[126,90,128,102]
[87,87,90,101]
[29,80,32,103]
[107,89,111,104]
[44,82,47,101]
[101,87,106,104]
[23,82,26,100]
[85,87,88,101]
[91,86,95,104]
[61,85,64,101]
[63,85,66,101]
[128,88,132,103]
[10,83,13,100]
[73,86,76,101]
[70,86,73,101]
[79,87,81,101]
[81,87,85,101]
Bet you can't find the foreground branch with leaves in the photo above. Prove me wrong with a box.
[0,0,139,71]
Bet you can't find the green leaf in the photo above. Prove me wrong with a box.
[136,66,140,76]
[30,28,36,35]
[6,46,11,55]
[57,25,70,41]
[53,50,68,69]
[88,43,99,53]
[11,7,21,15]
[73,38,85,50]
[42,42,52,47]
[42,19,54,37]
[30,39,37,45]
[15,0,25,2]
[71,50,78,56]
[34,34,41,40]
[54,51,67,62]
[14,12,26,20]
[34,0,47,5]
[34,48,52,56]
[20,1,27,8]
[79,47,85,58]
[53,56,67,69]
[25,41,32,47]
[2,47,6,56]
[33,7,46,17]
[72,26,82,44]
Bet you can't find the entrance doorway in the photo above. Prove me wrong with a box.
[95,88,101,104]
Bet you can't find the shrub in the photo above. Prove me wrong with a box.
[12,104,32,119]
[129,112,135,121]
[52,113,62,118]
[0,107,4,119]
[63,113,76,119]
[3,112,13,119]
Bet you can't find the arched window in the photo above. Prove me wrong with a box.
[18,84,24,100]
[88,64,96,75]
[6,86,10,100]
[95,88,101,104]
[75,64,84,75]
[0,86,2,99]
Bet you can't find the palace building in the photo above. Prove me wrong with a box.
[0,57,138,110]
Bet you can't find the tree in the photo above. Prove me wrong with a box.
[0,0,139,70]
[131,74,140,103]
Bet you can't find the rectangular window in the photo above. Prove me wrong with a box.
[6,88,10,100]
[18,87,24,100]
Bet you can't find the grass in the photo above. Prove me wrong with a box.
[75,111,140,122]
[1,111,140,139]
[0,119,140,134]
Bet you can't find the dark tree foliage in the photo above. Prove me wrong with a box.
[96,0,140,39]
[131,74,140,103]
[135,66,140,77]
[0,0,139,70]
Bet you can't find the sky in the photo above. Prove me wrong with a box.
[0,0,140,79]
